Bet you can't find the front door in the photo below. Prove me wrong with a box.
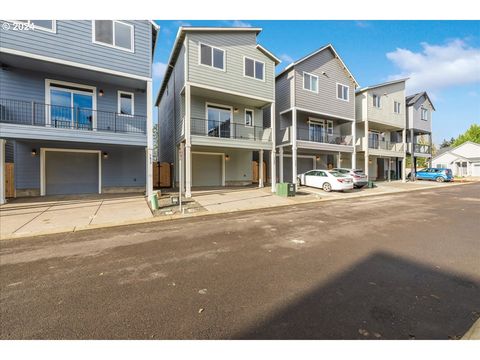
[377,158,385,180]
[207,105,231,138]
[309,121,325,143]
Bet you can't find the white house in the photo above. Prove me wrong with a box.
[432,141,480,177]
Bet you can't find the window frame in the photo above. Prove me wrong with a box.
[421,107,428,121]
[198,42,226,71]
[244,108,255,127]
[12,20,56,33]
[336,83,349,102]
[117,91,135,117]
[373,94,381,108]
[92,20,135,53]
[303,72,319,93]
[243,56,265,81]
[394,101,401,114]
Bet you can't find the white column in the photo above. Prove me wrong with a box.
[279,146,284,183]
[351,120,357,168]
[185,84,192,198]
[388,157,391,182]
[337,152,341,168]
[292,109,298,185]
[259,149,264,188]
[270,103,276,192]
[402,128,407,182]
[364,119,369,179]
[0,139,6,205]
[145,80,153,199]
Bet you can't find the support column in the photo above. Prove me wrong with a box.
[146,80,153,199]
[279,146,284,183]
[388,157,391,182]
[428,133,433,167]
[364,119,369,179]
[402,127,407,182]
[337,152,341,168]
[185,84,192,198]
[0,139,5,205]
[270,103,276,192]
[259,149,264,188]
[292,108,298,185]
[351,120,357,168]
[410,128,415,181]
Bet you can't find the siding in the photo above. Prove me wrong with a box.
[365,82,406,128]
[186,32,275,100]
[294,48,355,120]
[408,95,433,133]
[0,20,152,78]
[275,71,292,113]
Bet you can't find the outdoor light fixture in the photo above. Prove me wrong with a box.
[31,149,37,156]
[103,152,109,159]
[316,155,320,160]
[369,159,373,164]
[225,154,230,160]
[234,108,239,113]
[99,89,104,97]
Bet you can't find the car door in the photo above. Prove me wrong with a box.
[417,169,428,179]
[315,170,329,188]
[304,171,318,187]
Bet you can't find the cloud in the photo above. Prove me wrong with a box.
[355,21,371,28]
[279,53,294,64]
[175,21,191,27]
[230,20,252,28]
[386,39,480,95]
[152,62,167,80]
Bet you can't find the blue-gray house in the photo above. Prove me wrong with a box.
[0,20,158,203]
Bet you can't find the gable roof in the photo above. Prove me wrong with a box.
[432,141,480,161]
[406,91,436,111]
[355,78,409,94]
[275,43,359,88]
[154,26,279,106]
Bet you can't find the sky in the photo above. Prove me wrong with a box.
[152,20,480,145]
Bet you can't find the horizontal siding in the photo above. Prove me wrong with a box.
[187,32,275,100]
[275,72,291,113]
[0,20,152,78]
[365,82,406,128]
[294,48,355,120]
[409,95,433,133]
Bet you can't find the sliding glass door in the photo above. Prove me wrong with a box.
[207,105,231,138]
[50,85,94,130]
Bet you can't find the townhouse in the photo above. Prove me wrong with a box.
[156,27,280,197]
[355,79,408,181]
[0,20,159,204]
[274,44,359,184]
[405,91,435,174]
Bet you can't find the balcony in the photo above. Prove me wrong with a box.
[297,126,353,146]
[0,98,146,134]
[368,139,404,152]
[191,117,271,142]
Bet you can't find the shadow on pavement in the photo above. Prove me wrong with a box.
[236,252,480,339]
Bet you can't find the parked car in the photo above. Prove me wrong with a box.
[298,170,354,192]
[414,168,453,182]
[332,168,368,188]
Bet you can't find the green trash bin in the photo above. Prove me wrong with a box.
[287,183,296,196]
[367,180,375,188]
[276,183,296,197]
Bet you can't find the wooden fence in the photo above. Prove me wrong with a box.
[252,160,267,183]
[5,163,14,198]
[153,162,171,188]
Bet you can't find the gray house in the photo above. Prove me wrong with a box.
[274,44,359,183]
[405,91,435,174]
[0,20,158,203]
[156,27,280,197]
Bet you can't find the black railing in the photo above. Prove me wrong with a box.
[414,143,431,154]
[0,98,146,134]
[191,117,271,142]
[297,126,353,145]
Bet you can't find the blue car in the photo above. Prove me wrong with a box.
[415,168,453,182]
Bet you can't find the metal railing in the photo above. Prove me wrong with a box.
[413,143,431,154]
[297,126,353,145]
[0,98,146,134]
[190,117,271,142]
[368,138,404,152]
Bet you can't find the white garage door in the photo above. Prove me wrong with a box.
[472,163,480,176]
[192,153,223,187]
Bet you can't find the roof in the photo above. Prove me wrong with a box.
[275,43,359,88]
[155,26,279,106]
[355,78,409,94]
[432,141,480,161]
[406,91,436,111]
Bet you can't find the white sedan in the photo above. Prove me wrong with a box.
[298,169,354,192]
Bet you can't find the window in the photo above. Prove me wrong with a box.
[118,91,134,116]
[245,109,254,127]
[394,101,401,114]
[14,20,56,32]
[337,83,349,101]
[199,43,225,70]
[303,72,318,93]
[326,120,333,136]
[373,94,381,108]
[244,57,265,81]
[93,20,134,52]
[421,107,428,120]
[207,104,232,138]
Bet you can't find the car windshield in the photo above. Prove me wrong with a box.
[353,170,364,175]
[329,171,345,177]
[335,169,349,174]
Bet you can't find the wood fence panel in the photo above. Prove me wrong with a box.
[252,161,267,183]
[159,162,171,188]
[5,163,15,198]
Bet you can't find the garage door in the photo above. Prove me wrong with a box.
[472,163,480,176]
[192,153,222,187]
[279,156,315,183]
[46,151,99,195]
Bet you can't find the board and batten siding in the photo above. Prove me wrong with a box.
[275,71,292,113]
[0,20,152,78]
[294,48,355,120]
[365,82,406,129]
[186,32,275,101]
[408,95,433,133]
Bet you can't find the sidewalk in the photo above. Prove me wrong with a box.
[463,318,480,339]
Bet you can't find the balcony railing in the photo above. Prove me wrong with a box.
[368,139,404,152]
[191,117,271,142]
[413,143,431,154]
[297,126,353,146]
[0,98,146,134]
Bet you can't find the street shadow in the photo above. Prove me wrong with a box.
[236,252,480,339]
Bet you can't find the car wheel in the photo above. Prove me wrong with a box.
[436,176,445,183]
[322,182,332,192]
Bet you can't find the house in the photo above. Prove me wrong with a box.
[156,27,280,197]
[0,20,159,204]
[432,141,480,177]
[355,79,408,181]
[405,91,435,174]
[274,44,359,184]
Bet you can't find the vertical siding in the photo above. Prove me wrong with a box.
[0,20,152,78]
[365,82,406,128]
[186,32,275,100]
[294,48,356,119]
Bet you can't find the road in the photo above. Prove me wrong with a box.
[1,183,479,339]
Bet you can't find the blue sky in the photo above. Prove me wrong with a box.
[152,20,480,145]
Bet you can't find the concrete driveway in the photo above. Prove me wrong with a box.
[0,193,153,239]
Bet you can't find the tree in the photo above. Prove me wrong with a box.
[152,125,159,162]
[440,137,455,148]
[453,124,480,147]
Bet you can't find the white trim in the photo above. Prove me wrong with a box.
[336,82,349,102]
[40,148,102,196]
[0,48,151,82]
[117,90,135,116]
[198,42,226,72]
[294,107,355,122]
[187,81,274,103]
[421,107,428,121]
[243,56,265,82]
[92,20,134,53]
[302,72,319,93]
[45,79,97,129]
[372,94,381,108]
[10,20,57,33]
[191,151,226,187]
[244,108,255,127]
[205,102,234,138]
[394,101,401,114]
[255,44,281,64]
